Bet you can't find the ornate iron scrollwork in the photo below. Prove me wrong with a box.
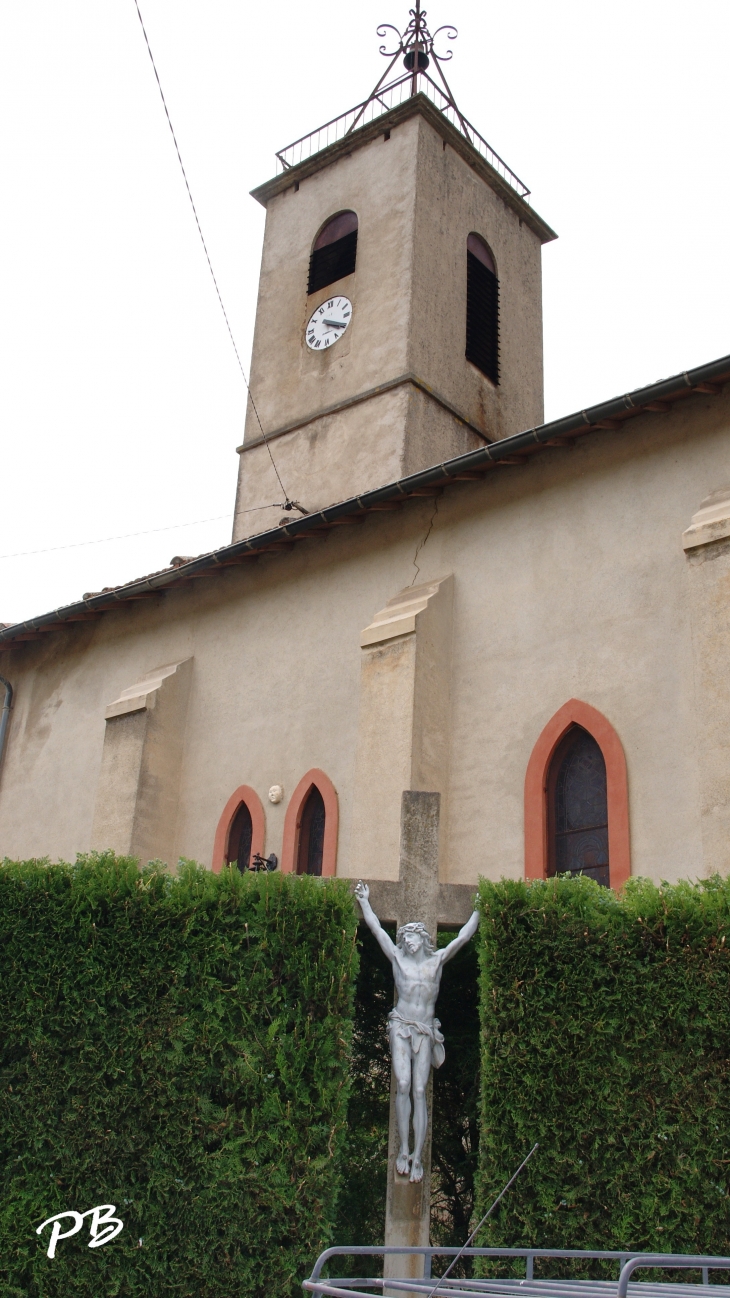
[376,6,458,65]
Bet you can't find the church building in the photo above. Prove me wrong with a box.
[1,11,730,929]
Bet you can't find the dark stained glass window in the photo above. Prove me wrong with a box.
[226,801,253,873]
[308,211,358,296]
[465,232,499,385]
[548,726,609,887]
[297,786,326,877]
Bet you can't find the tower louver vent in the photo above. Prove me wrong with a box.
[308,230,358,296]
[465,251,499,384]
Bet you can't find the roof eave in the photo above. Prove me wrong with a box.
[2,353,729,650]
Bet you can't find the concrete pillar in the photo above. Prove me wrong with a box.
[91,659,192,866]
[384,790,440,1290]
[683,491,730,875]
[349,576,453,881]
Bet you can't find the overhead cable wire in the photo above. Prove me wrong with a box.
[0,502,284,561]
[131,0,294,507]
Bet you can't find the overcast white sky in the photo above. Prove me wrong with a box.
[2,0,728,625]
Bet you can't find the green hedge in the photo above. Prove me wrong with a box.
[477,875,730,1265]
[0,854,358,1297]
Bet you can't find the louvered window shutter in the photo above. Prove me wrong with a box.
[465,250,500,384]
[308,230,358,296]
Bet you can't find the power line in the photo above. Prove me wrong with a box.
[0,503,283,561]
[131,0,293,507]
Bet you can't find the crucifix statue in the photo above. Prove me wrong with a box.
[355,880,479,1183]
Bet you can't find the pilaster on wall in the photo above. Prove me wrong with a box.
[91,659,193,867]
[348,575,453,881]
[683,490,730,875]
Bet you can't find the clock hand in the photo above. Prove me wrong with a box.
[323,319,345,329]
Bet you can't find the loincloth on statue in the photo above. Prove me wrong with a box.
[387,1009,445,1068]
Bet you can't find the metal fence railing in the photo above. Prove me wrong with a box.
[303,1246,730,1298]
[275,71,530,201]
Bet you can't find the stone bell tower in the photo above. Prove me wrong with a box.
[232,6,556,540]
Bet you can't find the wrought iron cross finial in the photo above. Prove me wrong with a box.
[367,3,466,136]
[377,0,457,84]
[344,3,472,149]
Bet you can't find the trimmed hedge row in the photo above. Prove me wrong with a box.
[0,854,358,1297]
[476,875,730,1266]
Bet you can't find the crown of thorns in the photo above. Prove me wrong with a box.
[396,921,435,954]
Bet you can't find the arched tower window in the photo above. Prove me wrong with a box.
[547,726,609,887]
[296,786,326,876]
[465,232,499,385]
[308,211,358,296]
[226,800,253,872]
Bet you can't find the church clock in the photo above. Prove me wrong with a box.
[305,295,352,350]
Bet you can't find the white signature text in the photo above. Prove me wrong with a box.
[36,1204,124,1258]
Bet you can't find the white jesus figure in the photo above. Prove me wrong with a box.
[354,881,479,1184]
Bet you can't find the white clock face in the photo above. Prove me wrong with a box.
[306,296,352,350]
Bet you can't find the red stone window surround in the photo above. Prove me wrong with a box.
[281,769,339,878]
[212,785,266,874]
[524,699,631,890]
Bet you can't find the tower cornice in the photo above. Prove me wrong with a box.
[250,93,557,245]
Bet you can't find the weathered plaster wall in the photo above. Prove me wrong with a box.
[408,113,544,445]
[1,390,729,887]
[234,109,545,538]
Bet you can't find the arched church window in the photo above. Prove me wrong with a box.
[226,800,253,872]
[212,785,265,875]
[548,726,610,887]
[465,232,499,385]
[308,211,358,296]
[281,769,338,877]
[296,786,326,876]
